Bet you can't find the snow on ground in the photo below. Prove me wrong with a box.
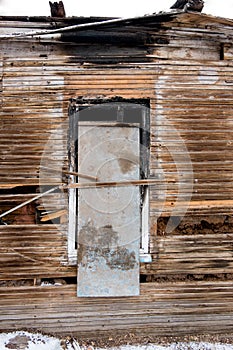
[1,332,233,350]
[106,344,233,350]
[0,331,63,350]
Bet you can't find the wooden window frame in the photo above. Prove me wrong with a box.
[67,98,151,265]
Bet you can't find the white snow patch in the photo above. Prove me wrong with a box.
[1,333,233,350]
[0,331,63,350]
[40,281,55,286]
[98,343,233,350]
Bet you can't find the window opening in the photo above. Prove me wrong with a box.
[68,98,151,264]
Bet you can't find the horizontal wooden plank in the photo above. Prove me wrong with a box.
[0,225,75,279]
[143,234,233,275]
[0,281,233,337]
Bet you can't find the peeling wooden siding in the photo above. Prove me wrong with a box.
[1,281,233,336]
[1,57,233,274]
[142,233,233,276]
[0,58,2,113]
[1,57,66,186]
[0,225,75,279]
[150,61,233,216]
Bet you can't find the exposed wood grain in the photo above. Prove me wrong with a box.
[66,179,161,189]
[40,209,67,221]
[40,166,98,181]
[0,281,233,337]
[141,234,233,275]
[0,225,75,279]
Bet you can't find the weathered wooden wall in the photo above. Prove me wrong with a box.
[1,55,233,279]
[0,12,233,336]
[0,225,75,279]
[1,281,233,338]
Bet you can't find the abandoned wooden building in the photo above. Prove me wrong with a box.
[0,8,233,338]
